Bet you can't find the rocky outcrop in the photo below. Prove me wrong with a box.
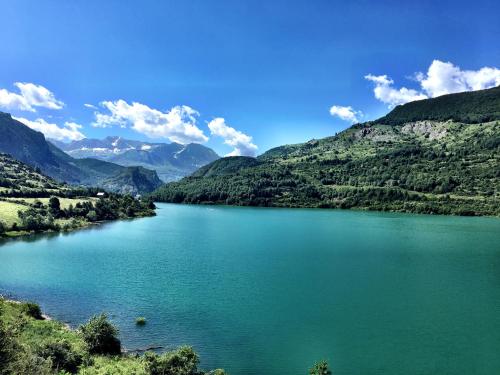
[401,121,448,140]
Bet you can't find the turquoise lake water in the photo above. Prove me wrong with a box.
[1,203,499,374]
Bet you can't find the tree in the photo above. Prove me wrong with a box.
[309,360,332,375]
[48,196,61,217]
[79,314,121,355]
[18,208,56,232]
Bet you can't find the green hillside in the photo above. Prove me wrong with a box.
[151,87,500,216]
[377,85,500,125]
[0,153,155,237]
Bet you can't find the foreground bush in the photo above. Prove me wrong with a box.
[144,346,200,375]
[35,339,83,373]
[20,301,43,320]
[79,314,121,355]
[0,319,17,375]
[0,308,52,375]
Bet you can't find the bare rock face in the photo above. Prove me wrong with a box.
[401,121,448,140]
[355,126,397,142]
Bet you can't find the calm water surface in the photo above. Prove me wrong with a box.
[1,204,499,374]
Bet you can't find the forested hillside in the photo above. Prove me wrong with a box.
[0,154,155,237]
[151,87,500,216]
[378,85,500,125]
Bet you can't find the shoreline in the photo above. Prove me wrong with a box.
[0,294,164,354]
[155,201,500,219]
[0,211,156,242]
[0,294,71,328]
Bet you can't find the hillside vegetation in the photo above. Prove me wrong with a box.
[151,87,500,216]
[0,154,155,237]
[378,85,500,125]
[0,297,230,375]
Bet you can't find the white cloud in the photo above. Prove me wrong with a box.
[14,117,85,141]
[0,82,64,112]
[208,118,258,157]
[366,60,500,107]
[365,74,428,107]
[84,103,97,109]
[329,105,362,123]
[417,60,500,97]
[92,100,208,144]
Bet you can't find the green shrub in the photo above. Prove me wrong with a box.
[20,302,43,320]
[206,370,228,375]
[35,339,83,374]
[309,360,332,375]
[10,349,52,375]
[143,346,199,375]
[0,319,18,375]
[79,314,121,355]
[86,210,97,222]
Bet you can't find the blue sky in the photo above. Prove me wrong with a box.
[0,0,499,156]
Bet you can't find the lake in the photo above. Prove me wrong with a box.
[1,204,499,374]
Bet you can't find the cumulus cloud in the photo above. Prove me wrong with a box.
[207,118,258,157]
[366,60,500,107]
[365,74,428,107]
[0,82,64,112]
[329,105,362,123]
[14,117,85,141]
[417,60,500,97]
[84,103,97,109]
[92,100,208,144]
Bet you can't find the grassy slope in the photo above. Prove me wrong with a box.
[0,200,28,227]
[151,88,500,216]
[0,298,232,375]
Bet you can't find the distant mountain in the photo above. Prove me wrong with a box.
[50,136,164,158]
[152,86,500,216]
[52,136,220,182]
[0,112,162,194]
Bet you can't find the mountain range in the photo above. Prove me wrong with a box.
[0,112,162,194]
[152,86,500,216]
[50,137,219,182]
